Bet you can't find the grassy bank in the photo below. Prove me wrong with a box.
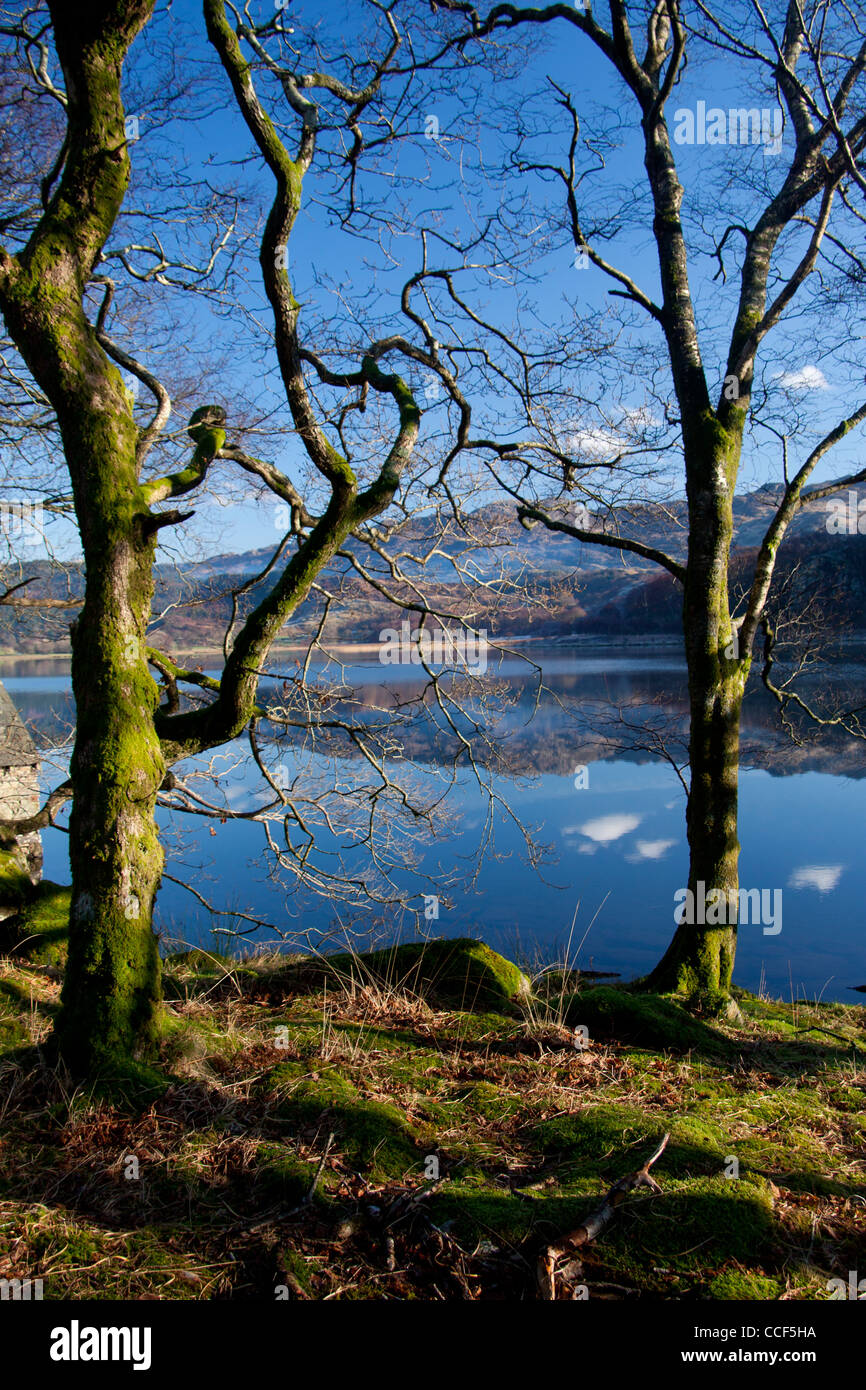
[0,918,864,1301]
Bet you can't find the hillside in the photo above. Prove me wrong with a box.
[1,487,864,656]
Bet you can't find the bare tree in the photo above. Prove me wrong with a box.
[388,0,866,1003]
[0,0,536,1070]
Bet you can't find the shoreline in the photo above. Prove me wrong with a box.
[2,629,866,665]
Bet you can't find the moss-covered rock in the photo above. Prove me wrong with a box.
[161,948,258,999]
[264,1062,422,1176]
[532,1102,658,1167]
[0,880,70,968]
[324,938,531,1014]
[0,844,35,908]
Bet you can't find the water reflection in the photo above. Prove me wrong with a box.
[3,645,865,1002]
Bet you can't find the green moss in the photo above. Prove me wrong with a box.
[601,1176,777,1268]
[0,1007,29,1049]
[0,978,31,1008]
[453,1079,516,1120]
[255,1143,314,1205]
[0,846,34,906]
[28,1224,102,1266]
[563,986,730,1054]
[531,1103,658,1168]
[278,1244,316,1295]
[157,1009,247,1071]
[163,948,239,971]
[264,1063,422,1176]
[85,1058,170,1106]
[161,948,257,1000]
[707,1269,782,1300]
[665,1115,729,1174]
[429,1184,576,1245]
[17,1216,207,1300]
[283,1066,359,1108]
[2,937,862,1300]
[1,881,70,967]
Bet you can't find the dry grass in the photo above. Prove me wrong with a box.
[0,947,864,1300]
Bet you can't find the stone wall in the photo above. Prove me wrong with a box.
[0,682,42,919]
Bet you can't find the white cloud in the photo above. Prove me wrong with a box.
[788,864,844,894]
[566,408,657,462]
[621,405,658,430]
[566,426,624,461]
[576,813,642,844]
[775,365,829,391]
[633,838,677,860]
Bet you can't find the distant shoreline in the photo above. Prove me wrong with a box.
[1,629,865,665]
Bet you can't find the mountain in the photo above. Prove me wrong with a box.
[1,486,863,655]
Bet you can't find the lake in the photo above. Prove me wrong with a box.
[3,642,865,1004]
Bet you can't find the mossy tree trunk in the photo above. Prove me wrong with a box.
[0,0,423,1071]
[649,674,745,997]
[646,467,747,995]
[647,414,750,1000]
[491,5,862,1001]
[0,1,161,1069]
[637,109,753,999]
[57,418,166,1069]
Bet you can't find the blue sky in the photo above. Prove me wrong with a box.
[9,0,864,562]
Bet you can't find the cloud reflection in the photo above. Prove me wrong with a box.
[788,864,844,894]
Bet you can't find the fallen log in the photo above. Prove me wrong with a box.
[537,1131,670,1300]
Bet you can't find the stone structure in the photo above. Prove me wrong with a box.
[0,680,42,917]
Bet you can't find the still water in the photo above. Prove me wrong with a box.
[3,644,865,1003]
